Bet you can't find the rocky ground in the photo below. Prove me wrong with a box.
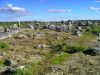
[0,29,100,75]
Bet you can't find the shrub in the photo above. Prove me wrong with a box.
[67,44,87,54]
[51,53,69,64]
[13,63,41,75]
[0,42,9,49]
[0,60,4,66]
[51,40,87,54]
[89,26,100,34]
[51,40,69,53]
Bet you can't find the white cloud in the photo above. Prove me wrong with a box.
[47,9,72,13]
[94,0,100,2]
[0,4,34,21]
[90,6,100,12]
[0,4,26,14]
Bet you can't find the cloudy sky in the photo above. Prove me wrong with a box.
[0,0,100,21]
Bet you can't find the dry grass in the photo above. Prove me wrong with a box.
[0,29,100,75]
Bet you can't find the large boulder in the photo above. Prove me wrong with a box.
[76,30,82,36]
[96,33,100,41]
[2,66,15,75]
[60,25,68,32]
[27,24,34,30]
[0,26,4,32]
[68,21,73,32]
[49,25,56,30]
[4,28,10,32]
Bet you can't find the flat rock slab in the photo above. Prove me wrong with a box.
[0,29,21,40]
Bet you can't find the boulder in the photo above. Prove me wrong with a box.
[0,52,5,60]
[4,28,10,32]
[38,44,47,49]
[96,33,100,41]
[18,65,25,70]
[34,33,43,39]
[49,25,56,30]
[83,47,100,56]
[4,59,13,66]
[27,24,34,30]
[2,66,15,75]
[12,24,18,29]
[60,25,68,32]
[0,26,4,32]
[16,35,27,39]
[76,30,82,36]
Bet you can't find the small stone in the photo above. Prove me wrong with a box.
[16,35,27,39]
[4,59,13,66]
[38,44,47,49]
[18,65,25,70]
[68,37,71,39]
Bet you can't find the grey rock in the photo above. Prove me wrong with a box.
[49,25,56,30]
[83,47,100,56]
[60,25,68,32]
[12,24,18,29]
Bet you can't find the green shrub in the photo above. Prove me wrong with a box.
[51,40,69,53]
[89,26,100,34]
[0,60,4,66]
[0,42,9,49]
[13,63,41,75]
[67,44,87,54]
[51,53,69,64]
[51,39,87,54]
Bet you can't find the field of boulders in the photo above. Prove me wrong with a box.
[0,20,100,75]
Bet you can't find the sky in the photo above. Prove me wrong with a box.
[0,0,100,21]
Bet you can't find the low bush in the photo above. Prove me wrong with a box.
[13,63,39,75]
[0,60,4,66]
[88,26,100,34]
[0,42,9,49]
[51,53,69,64]
[67,44,87,54]
[51,40,69,53]
[51,40,87,54]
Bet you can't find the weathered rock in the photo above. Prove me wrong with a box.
[2,66,15,75]
[18,65,25,70]
[0,52,5,60]
[49,25,56,30]
[27,24,34,30]
[96,33,100,41]
[34,23,40,29]
[0,26,4,32]
[34,33,44,39]
[76,30,82,36]
[4,28,10,32]
[83,47,100,56]
[4,59,13,66]
[68,21,73,32]
[13,24,18,29]
[27,33,33,37]
[38,44,47,49]
[60,25,68,32]
[16,35,27,39]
